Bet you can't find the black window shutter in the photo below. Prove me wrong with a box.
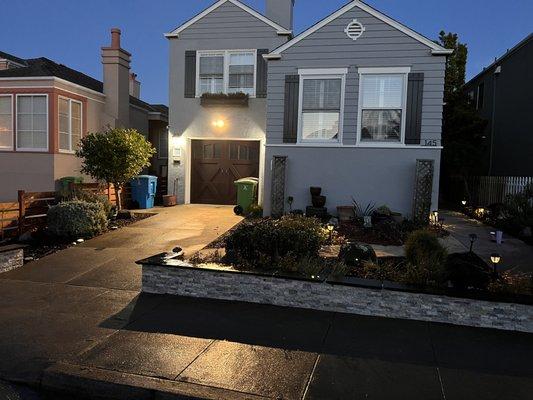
[256,49,269,98]
[184,51,196,98]
[283,75,299,144]
[405,72,424,145]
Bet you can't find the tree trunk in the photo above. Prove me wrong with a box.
[114,184,122,211]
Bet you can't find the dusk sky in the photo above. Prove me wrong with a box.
[1,0,531,104]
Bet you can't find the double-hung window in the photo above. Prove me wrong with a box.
[16,94,48,151]
[59,97,82,152]
[358,68,409,144]
[0,95,13,150]
[298,69,346,143]
[197,50,256,96]
[198,52,225,95]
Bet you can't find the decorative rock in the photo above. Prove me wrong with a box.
[338,241,377,268]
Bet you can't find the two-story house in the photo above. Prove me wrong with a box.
[167,0,451,217]
[0,29,169,202]
[464,33,533,177]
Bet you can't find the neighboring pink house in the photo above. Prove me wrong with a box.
[0,29,168,202]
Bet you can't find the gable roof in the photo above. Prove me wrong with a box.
[165,0,292,38]
[265,0,452,59]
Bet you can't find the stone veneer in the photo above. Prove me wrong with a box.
[0,245,25,273]
[139,257,533,333]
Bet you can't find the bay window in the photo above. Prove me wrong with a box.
[59,97,82,152]
[298,69,346,143]
[197,50,256,96]
[358,68,408,144]
[16,95,48,151]
[0,95,13,150]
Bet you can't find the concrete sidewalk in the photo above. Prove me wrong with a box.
[442,210,533,273]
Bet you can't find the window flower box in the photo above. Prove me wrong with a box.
[200,93,249,108]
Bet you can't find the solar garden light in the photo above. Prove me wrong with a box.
[490,253,501,278]
[461,200,467,206]
[327,223,334,242]
[468,233,478,253]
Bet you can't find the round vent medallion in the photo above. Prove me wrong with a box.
[344,19,365,41]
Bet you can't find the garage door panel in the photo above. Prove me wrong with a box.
[191,140,260,205]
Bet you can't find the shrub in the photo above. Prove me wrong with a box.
[445,252,490,290]
[225,215,327,270]
[246,204,263,219]
[47,200,108,238]
[488,272,533,295]
[404,230,448,284]
[360,259,403,281]
[60,187,114,219]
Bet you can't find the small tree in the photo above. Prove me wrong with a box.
[76,128,155,210]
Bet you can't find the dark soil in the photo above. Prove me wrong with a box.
[338,220,448,246]
[20,213,153,263]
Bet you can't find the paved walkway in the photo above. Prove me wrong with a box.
[0,206,532,399]
[441,210,533,273]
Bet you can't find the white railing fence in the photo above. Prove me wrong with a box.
[469,176,533,206]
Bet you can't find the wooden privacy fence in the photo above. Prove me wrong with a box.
[0,183,134,240]
[469,176,533,206]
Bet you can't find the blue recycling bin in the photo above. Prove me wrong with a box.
[130,175,158,209]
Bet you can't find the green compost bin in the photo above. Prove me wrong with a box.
[58,176,84,193]
[234,177,259,215]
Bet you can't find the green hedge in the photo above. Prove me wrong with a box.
[226,215,327,270]
[47,200,108,238]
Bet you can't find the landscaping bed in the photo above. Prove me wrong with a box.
[19,212,153,263]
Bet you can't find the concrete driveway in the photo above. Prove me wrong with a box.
[0,205,241,384]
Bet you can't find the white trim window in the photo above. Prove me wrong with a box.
[357,67,409,144]
[16,94,48,151]
[59,97,82,153]
[298,69,346,143]
[197,50,256,97]
[0,95,13,150]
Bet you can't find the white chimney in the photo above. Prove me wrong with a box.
[266,0,295,31]
[129,72,141,99]
[101,28,131,127]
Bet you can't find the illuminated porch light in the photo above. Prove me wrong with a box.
[212,119,225,128]
[171,134,185,148]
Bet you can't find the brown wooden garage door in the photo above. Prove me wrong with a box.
[191,140,260,205]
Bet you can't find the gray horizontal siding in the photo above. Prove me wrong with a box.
[179,2,279,39]
[266,5,446,145]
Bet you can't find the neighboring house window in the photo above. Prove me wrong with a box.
[16,94,48,151]
[197,50,256,96]
[298,69,347,143]
[0,95,13,150]
[158,130,168,159]
[358,68,409,144]
[477,83,484,110]
[59,97,82,152]
[467,89,475,105]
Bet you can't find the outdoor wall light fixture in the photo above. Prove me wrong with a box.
[490,253,501,277]
[212,119,225,128]
[468,233,478,253]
